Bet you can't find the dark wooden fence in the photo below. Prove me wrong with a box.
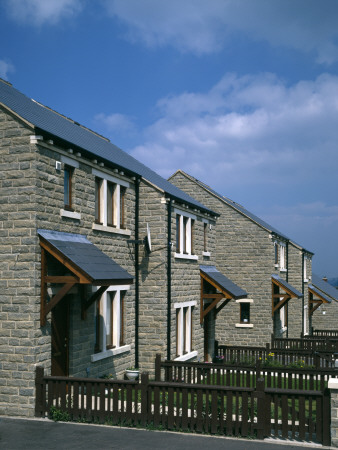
[215,341,338,369]
[271,336,338,353]
[35,366,331,445]
[312,330,338,338]
[155,354,338,391]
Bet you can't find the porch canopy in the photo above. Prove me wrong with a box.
[200,265,247,323]
[38,229,133,326]
[271,274,303,318]
[308,274,335,315]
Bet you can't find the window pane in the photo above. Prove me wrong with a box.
[107,182,115,226]
[64,166,71,208]
[106,293,113,349]
[176,215,180,253]
[120,188,125,229]
[240,303,250,323]
[95,178,102,223]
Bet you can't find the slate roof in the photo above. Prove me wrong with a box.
[174,170,313,253]
[37,229,133,283]
[311,274,338,302]
[308,284,332,303]
[200,265,247,299]
[0,79,216,216]
[271,274,303,298]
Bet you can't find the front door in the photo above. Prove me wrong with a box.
[51,296,70,376]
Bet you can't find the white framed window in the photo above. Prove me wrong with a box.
[202,219,211,256]
[235,299,254,328]
[92,169,130,235]
[60,156,81,220]
[174,301,197,361]
[279,243,286,271]
[280,306,287,332]
[174,209,198,260]
[91,285,130,362]
[274,242,279,267]
[303,255,309,282]
[303,304,309,335]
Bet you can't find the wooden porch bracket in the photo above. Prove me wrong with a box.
[308,289,329,316]
[200,273,233,324]
[271,294,291,317]
[82,285,109,318]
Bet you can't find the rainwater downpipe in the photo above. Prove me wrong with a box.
[286,241,289,338]
[167,198,172,361]
[135,177,140,369]
[301,252,305,337]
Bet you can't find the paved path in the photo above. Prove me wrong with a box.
[0,417,331,450]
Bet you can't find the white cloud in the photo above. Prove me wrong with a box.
[0,60,14,80]
[94,112,135,134]
[260,202,338,277]
[130,73,338,195]
[4,0,83,26]
[102,0,338,63]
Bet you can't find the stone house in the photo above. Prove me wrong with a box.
[169,170,314,347]
[1,79,251,417]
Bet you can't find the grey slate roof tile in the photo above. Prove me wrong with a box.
[271,274,303,298]
[311,274,338,302]
[0,79,216,216]
[308,284,332,303]
[37,229,133,283]
[200,265,247,299]
[180,171,313,253]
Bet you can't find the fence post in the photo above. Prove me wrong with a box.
[314,352,320,370]
[214,340,219,356]
[35,366,44,417]
[155,354,161,381]
[327,378,338,447]
[140,372,149,427]
[255,377,267,440]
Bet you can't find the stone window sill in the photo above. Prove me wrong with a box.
[60,209,81,220]
[91,344,131,362]
[235,323,254,328]
[280,268,287,273]
[92,223,131,236]
[202,251,211,257]
[174,350,198,362]
[174,253,198,261]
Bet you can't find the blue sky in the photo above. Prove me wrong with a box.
[1,0,338,277]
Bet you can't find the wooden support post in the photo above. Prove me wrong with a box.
[155,354,161,381]
[255,377,266,440]
[140,372,149,427]
[40,248,47,327]
[35,366,45,417]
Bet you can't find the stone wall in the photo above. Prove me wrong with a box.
[138,182,218,372]
[0,107,41,416]
[169,171,309,347]
[138,182,168,373]
[0,106,137,415]
[285,243,304,338]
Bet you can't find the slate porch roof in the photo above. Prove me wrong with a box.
[311,274,338,302]
[308,284,332,303]
[37,229,133,284]
[200,265,247,299]
[171,170,313,254]
[0,79,216,216]
[271,274,303,298]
